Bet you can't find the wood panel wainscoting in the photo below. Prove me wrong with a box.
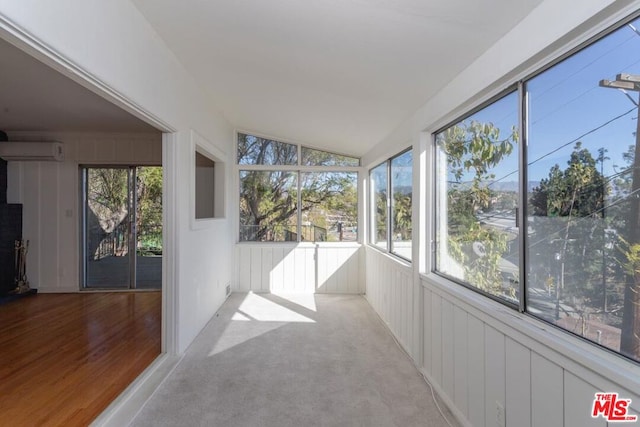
[0,292,161,426]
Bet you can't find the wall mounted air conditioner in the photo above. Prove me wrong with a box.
[0,141,64,161]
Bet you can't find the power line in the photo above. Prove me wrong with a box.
[532,107,635,166]
[479,107,637,190]
[531,86,599,126]
[531,33,636,102]
[525,186,640,252]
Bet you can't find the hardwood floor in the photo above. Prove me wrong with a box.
[0,292,161,426]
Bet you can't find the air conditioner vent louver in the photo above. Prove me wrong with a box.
[0,141,64,161]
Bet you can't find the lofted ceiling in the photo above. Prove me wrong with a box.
[0,37,158,134]
[132,0,543,156]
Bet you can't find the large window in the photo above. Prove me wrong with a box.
[239,170,298,241]
[370,149,413,260]
[391,150,413,259]
[434,14,640,364]
[435,93,519,304]
[238,133,359,242]
[370,162,388,250]
[301,172,358,242]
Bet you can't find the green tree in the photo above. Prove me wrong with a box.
[393,192,412,240]
[136,167,163,253]
[530,143,606,218]
[440,120,518,295]
[238,136,357,242]
[87,168,129,258]
[529,143,608,310]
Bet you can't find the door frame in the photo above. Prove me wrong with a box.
[0,15,178,356]
[80,165,163,291]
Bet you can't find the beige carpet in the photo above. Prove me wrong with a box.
[131,293,458,427]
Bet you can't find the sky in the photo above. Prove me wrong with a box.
[446,16,640,185]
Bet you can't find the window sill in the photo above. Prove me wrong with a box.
[190,217,226,231]
[366,244,412,268]
[236,241,362,249]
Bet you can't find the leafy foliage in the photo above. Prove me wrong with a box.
[530,143,606,218]
[237,133,297,165]
[238,136,358,242]
[438,120,518,296]
[136,167,163,252]
[86,167,162,259]
[528,144,610,318]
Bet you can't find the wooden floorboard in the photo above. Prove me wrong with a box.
[0,292,161,427]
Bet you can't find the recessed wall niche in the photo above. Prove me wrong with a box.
[195,147,224,220]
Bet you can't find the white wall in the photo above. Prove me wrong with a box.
[365,248,417,360]
[363,1,640,426]
[236,243,364,294]
[6,131,161,293]
[0,0,235,354]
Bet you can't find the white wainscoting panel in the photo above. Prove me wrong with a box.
[365,247,415,358]
[236,244,363,294]
[467,314,485,426]
[453,305,468,419]
[416,275,640,427]
[505,338,531,427]
[531,352,563,427]
[564,373,605,427]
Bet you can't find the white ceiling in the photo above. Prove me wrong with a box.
[132,0,543,156]
[0,37,158,134]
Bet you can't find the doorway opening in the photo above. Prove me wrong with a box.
[81,165,162,290]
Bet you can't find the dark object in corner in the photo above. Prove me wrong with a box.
[0,288,37,305]
[0,205,22,296]
[0,158,6,204]
[0,130,26,297]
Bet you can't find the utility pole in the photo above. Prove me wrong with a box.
[597,147,609,320]
[599,73,640,358]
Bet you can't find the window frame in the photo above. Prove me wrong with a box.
[236,131,361,244]
[429,10,640,365]
[190,130,227,230]
[369,160,389,251]
[368,147,413,263]
[431,86,520,309]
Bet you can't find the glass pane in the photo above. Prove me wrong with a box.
[370,163,388,250]
[526,17,640,362]
[435,91,520,304]
[301,172,358,242]
[237,133,297,165]
[301,147,360,167]
[391,150,412,260]
[135,166,162,289]
[239,170,298,241]
[85,168,130,288]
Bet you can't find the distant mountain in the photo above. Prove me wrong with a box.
[394,185,412,195]
[450,181,541,192]
[489,181,542,192]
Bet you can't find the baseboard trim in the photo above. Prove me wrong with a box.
[419,367,473,427]
[90,353,183,427]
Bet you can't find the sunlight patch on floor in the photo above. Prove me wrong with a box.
[207,293,315,357]
[237,292,316,323]
[269,292,317,312]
